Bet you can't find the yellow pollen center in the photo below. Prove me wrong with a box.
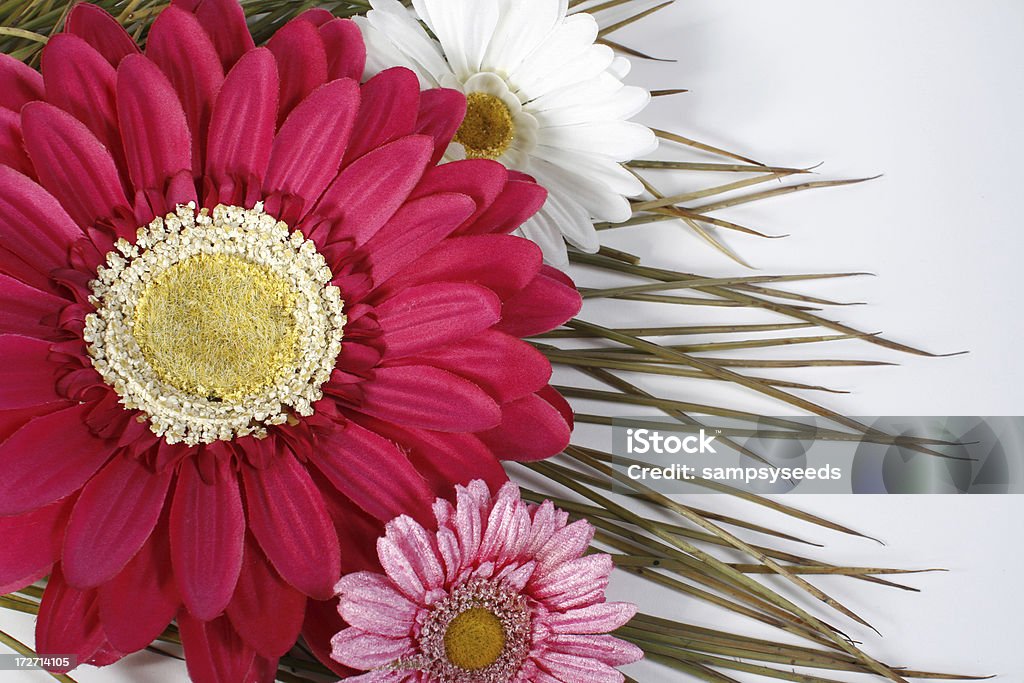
[131,252,300,402]
[454,92,515,160]
[443,608,506,671]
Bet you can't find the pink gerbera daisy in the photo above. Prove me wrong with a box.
[332,480,642,682]
[0,1,580,680]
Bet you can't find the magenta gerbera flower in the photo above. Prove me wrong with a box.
[0,1,580,679]
[332,480,642,682]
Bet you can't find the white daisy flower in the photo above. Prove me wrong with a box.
[356,0,657,265]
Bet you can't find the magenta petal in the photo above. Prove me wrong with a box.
[263,79,360,225]
[36,567,105,671]
[462,176,548,237]
[0,53,44,111]
[179,613,258,683]
[64,4,140,68]
[146,6,225,179]
[495,264,582,338]
[116,53,196,218]
[0,403,114,516]
[312,419,434,524]
[416,88,467,165]
[478,391,572,462]
[99,518,180,654]
[242,455,341,600]
[1,276,66,338]
[21,102,134,236]
[226,534,306,658]
[0,334,64,409]
[321,19,366,82]
[266,18,328,128]
[0,498,71,590]
[204,48,278,209]
[361,192,477,286]
[186,0,255,71]
[312,134,432,246]
[0,108,33,177]
[170,457,245,621]
[357,365,501,432]
[377,282,501,359]
[344,68,420,165]
[62,455,172,588]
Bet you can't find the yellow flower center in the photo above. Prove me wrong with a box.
[443,608,507,671]
[454,92,515,160]
[132,253,300,402]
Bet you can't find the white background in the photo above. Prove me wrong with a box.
[4,1,1024,681]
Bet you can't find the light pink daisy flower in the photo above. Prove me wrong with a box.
[331,480,642,682]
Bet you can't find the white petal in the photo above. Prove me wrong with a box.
[532,158,633,224]
[531,145,643,197]
[538,120,656,161]
[365,0,451,86]
[608,55,632,80]
[517,44,616,100]
[516,216,570,265]
[355,17,423,83]
[509,14,599,94]
[482,0,568,75]
[418,0,501,81]
[533,85,651,127]
[528,175,602,252]
[528,70,623,113]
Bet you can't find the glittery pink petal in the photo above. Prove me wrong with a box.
[35,567,104,672]
[529,555,613,610]
[0,403,114,516]
[0,53,44,111]
[64,4,140,68]
[226,533,306,658]
[357,365,501,433]
[478,391,573,462]
[321,19,366,81]
[312,134,433,246]
[377,282,501,359]
[0,335,64,409]
[380,515,445,595]
[479,482,532,565]
[204,48,278,209]
[170,457,245,621]
[536,519,595,572]
[415,88,466,165]
[495,264,582,338]
[522,500,563,558]
[178,612,258,683]
[98,516,180,654]
[537,652,625,683]
[330,627,413,670]
[452,480,491,562]
[344,67,420,164]
[435,526,462,584]
[243,454,341,600]
[335,572,418,638]
[313,419,434,523]
[116,54,196,219]
[546,603,639,636]
[0,498,70,590]
[146,6,225,178]
[62,455,173,588]
[172,0,255,72]
[20,102,135,237]
[267,19,328,128]
[262,79,360,225]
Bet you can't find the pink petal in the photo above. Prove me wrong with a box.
[530,555,613,610]
[35,567,104,671]
[411,330,551,403]
[538,651,625,683]
[335,572,419,638]
[116,54,196,219]
[0,498,71,590]
[321,19,366,81]
[21,101,134,236]
[178,0,255,72]
[266,18,328,128]
[312,419,434,524]
[344,67,420,164]
[0,403,114,516]
[0,334,64,409]
[452,480,491,564]
[360,192,477,286]
[98,517,180,654]
[64,4,140,68]
[178,613,258,683]
[263,79,360,224]
[242,454,341,600]
[303,597,357,677]
[379,515,444,596]
[62,455,172,588]
[226,533,306,658]
[0,53,44,111]
[478,391,572,462]
[311,134,432,246]
[411,160,507,229]
[204,48,278,209]
[495,264,582,338]
[415,88,466,165]
[330,627,412,670]
[0,107,33,177]
[146,6,225,179]
[462,176,548,237]
[537,520,594,572]
[0,166,82,293]
[377,282,500,359]
[478,482,532,566]
[0,277,64,338]
[546,604,638,636]
[170,456,245,621]
[357,365,501,433]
